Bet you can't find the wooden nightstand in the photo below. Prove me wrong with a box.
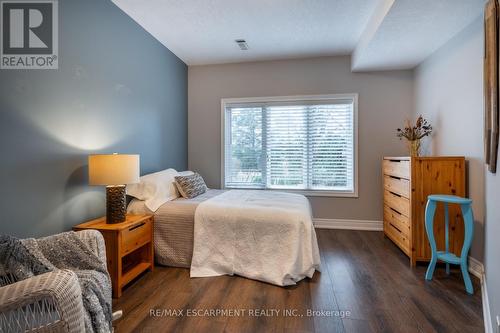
[74,215,154,298]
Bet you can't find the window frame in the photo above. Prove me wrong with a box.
[220,94,359,198]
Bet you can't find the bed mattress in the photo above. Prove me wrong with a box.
[127,189,226,267]
[190,189,320,286]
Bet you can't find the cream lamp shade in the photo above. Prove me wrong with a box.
[88,154,140,185]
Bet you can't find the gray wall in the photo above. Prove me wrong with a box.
[414,17,484,262]
[485,135,500,333]
[188,56,413,221]
[0,0,187,237]
[414,16,500,327]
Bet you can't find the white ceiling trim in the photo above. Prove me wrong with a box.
[352,0,486,71]
[352,0,395,71]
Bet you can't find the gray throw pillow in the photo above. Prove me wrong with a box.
[174,173,208,199]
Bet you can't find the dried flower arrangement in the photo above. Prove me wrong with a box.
[396,116,433,156]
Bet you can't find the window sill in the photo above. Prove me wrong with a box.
[222,187,358,198]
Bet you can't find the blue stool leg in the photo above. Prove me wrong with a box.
[444,203,450,275]
[425,200,438,281]
[460,203,474,294]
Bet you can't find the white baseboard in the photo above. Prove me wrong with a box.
[471,257,494,333]
[313,218,383,231]
[468,256,484,280]
[461,257,492,333]
[482,275,493,333]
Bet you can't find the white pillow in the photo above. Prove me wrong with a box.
[126,168,179,212]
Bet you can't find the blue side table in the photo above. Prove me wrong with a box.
[424,194,474,294]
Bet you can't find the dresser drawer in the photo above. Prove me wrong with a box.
[383,159,410,179]
[384,205,410,237]
[384,190,410,217]
[121,218,152,255]
[384,175,410,198]
[384,220,410,255]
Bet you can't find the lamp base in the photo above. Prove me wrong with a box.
[106,185,127,224]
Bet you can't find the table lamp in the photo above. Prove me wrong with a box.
[88,153,140,224]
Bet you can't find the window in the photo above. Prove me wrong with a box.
[222,94,358,196]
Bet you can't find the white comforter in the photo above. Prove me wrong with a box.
[190,190,321,286]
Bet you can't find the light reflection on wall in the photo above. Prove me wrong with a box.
[29,113,123,151]
[17,106,121,235]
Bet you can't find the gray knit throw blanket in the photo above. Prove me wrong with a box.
[0,231,112,333]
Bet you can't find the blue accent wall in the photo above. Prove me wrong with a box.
[0,0,187,237]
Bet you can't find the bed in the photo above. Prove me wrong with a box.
[127,189,225,268]
[128,187,320,286]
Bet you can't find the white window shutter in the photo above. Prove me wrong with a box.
[266,105,308,189]
[224,96,356,194]
[309,103,354,191]
[224,106,264,188]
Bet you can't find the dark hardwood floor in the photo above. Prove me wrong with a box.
[113,230,483,333]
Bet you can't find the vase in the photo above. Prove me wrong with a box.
[408,139,421,157]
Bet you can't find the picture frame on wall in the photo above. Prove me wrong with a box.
[485,0,499,173]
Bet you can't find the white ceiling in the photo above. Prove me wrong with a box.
[112,0,485,70]
[112,0,379,65]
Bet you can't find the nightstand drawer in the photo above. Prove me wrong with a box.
[122,218,152,255]
[74,214,154,298]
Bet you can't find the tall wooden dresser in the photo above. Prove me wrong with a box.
[382,156,466,266]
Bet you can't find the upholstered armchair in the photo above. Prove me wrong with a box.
[0,230,110,332]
